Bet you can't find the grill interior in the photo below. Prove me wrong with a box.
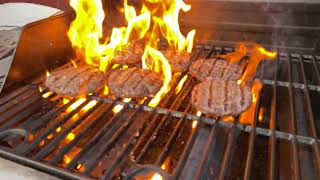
[0,42,319,179]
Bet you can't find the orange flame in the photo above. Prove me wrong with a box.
[46,70,50,77]
[68,0,196,105]
[218,43,247,64]
[238,80,263,125]
[238,46,277,85]
[112,98,131,114]
[192,111,201,129]
[175,75,188,94]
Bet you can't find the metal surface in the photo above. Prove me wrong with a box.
[0,44,319,180]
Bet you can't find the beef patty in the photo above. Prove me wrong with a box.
[189,59,242,81]
[107,67,163,98]
[191,80,252,116]
[112,42,144,65]
[46,65,107,97]
[164,50,191,72]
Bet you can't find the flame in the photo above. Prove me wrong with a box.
[68,0,196,105]
[192,111,201,129]
[258,107,266,122]
[56,127,62,133]
[238,80,263,125]
[151,156,171,180]
[112,98,131,114]
[71,60,78,68]
[68,0,150,72]
[42,92,53,98]
[103,86,109,96]
[175,75,188,94]
[82,100,97,111]
[67,133,75,140]
[221,116,234,123]
[46,70,50,77]
[218,43,247,64]
[238,46,277,85]
[142,47,172,107]
[66,98,86,112]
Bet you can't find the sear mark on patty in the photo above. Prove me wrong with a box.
[107,67,163,98]
[189,58,242,81]
[46,65,107,97]
[112,42,144,65]
[191,80,252,116]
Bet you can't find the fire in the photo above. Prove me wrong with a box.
[142,47,172,107]
[70,59,78,68]
[175,75,188,94]
[38,86,53,98]
[238,45,277,85]
[218,43,247,64]
[46,70,50,77]
[66,98,86,112]
[192,111,201,128]
[68,0,196,105]
[258,107,266,122]
[112,98,131,114]
[82,100,98,111]
[238,80,263,125]
[151,156,171,180]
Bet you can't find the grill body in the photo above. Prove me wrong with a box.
[0,1,320,180]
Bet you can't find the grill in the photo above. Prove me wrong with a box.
[1,1,320,180]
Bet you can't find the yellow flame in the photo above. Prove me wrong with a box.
[42,92,53,98]
[71,60,78,68]
[151,174,163,180]
[192,111,201,129]
[46,71,50,77]
[142,47,172,107]
[112,98,131,114]
[175,75,188,94]
[82,100,97,111]
[103,86,109,96]
[68,0,150,72]
[56,127,62,133]
[239,46,277,85]
[66,133,75,142]
[67,98,86,112]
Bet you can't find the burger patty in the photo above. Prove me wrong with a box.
[191,80,252,116]
[189,59,242,81]
[112,42,144,65]
[107,67,163,98]
[164,50,191,72]
[46,65,107,97]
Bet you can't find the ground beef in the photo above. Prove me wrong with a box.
[112,42,144,65]
[191,80,252,116]
[164,50,191,72]
[107,67,163,98]
[46,65,107,97]
[189,58,242,81]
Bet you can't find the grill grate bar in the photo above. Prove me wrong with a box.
[100,109,157,180]
[33,101,103,160]
[65,103,130,170]
[81,107,142,174]
[217,121,239,180]
[0,91,42,125]
[0,88,39,115]
[0,85,32,106]
[268,57,278,180]
[134,78,193,163]
[286,53,301,180]
[296,55,320,174]
[49,103,114,164]
[16,98,92,155]
[310,56,320,85]
[20,97,76,133]
[262,80,320,92]
[154,102,192,166]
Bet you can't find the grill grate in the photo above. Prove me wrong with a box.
[0,44,319,180]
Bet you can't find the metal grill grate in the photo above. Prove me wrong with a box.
[0,44,319,180]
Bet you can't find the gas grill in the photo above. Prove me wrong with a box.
[0,1,320,180]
